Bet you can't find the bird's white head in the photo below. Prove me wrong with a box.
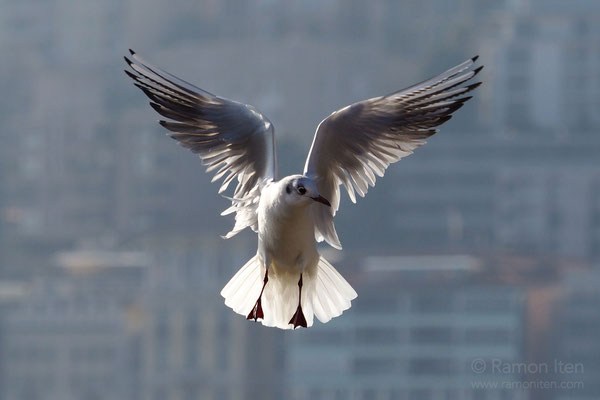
[281,175,331,208]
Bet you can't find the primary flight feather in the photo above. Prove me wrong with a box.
[125,49,482,329]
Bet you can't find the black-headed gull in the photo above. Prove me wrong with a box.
[124,50,482,329]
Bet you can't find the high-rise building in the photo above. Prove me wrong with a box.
[554,268,600,400]
[287,255,527,400]
[0,251,147,400]
[481,0,600,262]
[136,233,284,400]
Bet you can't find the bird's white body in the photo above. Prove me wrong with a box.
[126,50,482,329]
[258,177,319,274]
[222,175,356,329]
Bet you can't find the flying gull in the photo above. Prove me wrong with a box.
[124,50,482,329]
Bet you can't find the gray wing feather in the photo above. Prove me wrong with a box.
[125,50,277,237]
[304,56,483,249]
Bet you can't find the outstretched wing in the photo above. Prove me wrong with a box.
[304,56,483,249]
[124,49,277,237]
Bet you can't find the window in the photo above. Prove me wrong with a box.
[411,327,454,345]
[353,357,396,374]
[356,327,398,344]
[409,358,457,375]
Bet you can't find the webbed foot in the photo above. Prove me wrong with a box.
[288,305,307,329]
[247,298,264,321]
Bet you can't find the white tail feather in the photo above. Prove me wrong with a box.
[221,254,357,330]
[220,255,263,315]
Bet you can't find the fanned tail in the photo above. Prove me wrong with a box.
[221,254,357,330]
[220,255,263,316]
[308,256,357,324]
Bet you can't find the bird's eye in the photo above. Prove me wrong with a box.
[298,186,306,195]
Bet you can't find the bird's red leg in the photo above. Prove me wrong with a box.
[247,267,268,321]
[288,273,307,329]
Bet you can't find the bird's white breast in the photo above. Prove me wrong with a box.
[257,183,319,273]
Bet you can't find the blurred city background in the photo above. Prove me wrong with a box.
[1,0,599,399]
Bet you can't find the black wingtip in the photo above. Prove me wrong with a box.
[473,65,484,75]
[158,120,168,127]
[149,102,162,113]
[438,115,453,124]
[471,55,479,62]
[447,102,465,114]
[124,69,137,80]
[467,81,483,91]
[134,83,154,97]
[124,56,133,67]
[129,49,136,56]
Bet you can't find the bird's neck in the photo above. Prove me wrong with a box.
[260,200,315,248]
[273,200,312,226]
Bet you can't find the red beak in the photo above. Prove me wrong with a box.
[312,195,331,207]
